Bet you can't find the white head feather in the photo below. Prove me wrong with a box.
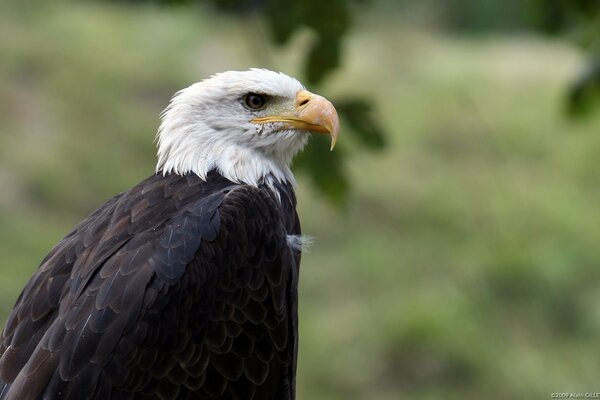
[156,69,311,187]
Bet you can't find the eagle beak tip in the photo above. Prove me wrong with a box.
[299,91,340,151]
[329,124,339,151]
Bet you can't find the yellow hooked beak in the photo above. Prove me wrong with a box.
[251,90,340,150]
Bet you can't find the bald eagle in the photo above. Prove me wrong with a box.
[0,69,339,400]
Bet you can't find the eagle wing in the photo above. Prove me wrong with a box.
[0,173,300,400]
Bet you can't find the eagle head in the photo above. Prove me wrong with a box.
[156,68,339,186]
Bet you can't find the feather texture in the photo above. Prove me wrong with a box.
[0,171,301,400]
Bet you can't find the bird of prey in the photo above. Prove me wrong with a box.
[0,69,339,400]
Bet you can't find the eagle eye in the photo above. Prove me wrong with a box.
[243,93,267,110]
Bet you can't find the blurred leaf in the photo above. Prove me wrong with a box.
[530,0,600,35]
[567,57,600,118]
[300,0,349,84]
[336,98,386,150]
[263,0,300,45]
[527,0,600,117]
[293,135,349,207]
[306,37,341,85]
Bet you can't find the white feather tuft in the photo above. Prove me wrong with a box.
[286,234,314,252]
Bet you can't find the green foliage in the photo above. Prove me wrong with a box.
[530,0,600,117]
[127,0,352,84]
[407,0,600,118]
[335,99,386,150]
[293,136,349,207]
[567,58,600,117]
[439,0,600,117]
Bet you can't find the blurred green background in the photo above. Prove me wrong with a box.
[2,0,600,399]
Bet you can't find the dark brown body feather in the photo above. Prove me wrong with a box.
[0,171,301,400]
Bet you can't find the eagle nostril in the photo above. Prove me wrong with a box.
[296,90,314,108]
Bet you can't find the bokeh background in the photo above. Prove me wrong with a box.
[2,0,600,399]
